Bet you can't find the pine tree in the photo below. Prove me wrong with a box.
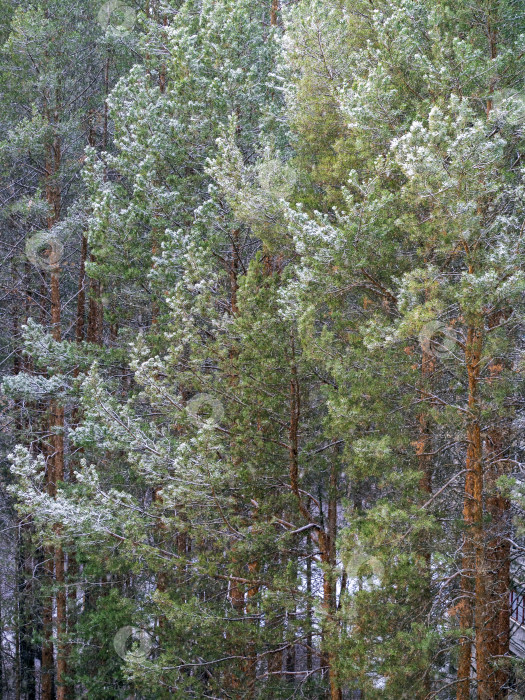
[0,0,134,694]
[279,0,525,696]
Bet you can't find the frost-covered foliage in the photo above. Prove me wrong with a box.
[2,0,525,698]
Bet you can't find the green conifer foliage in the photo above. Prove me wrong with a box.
[2,0,524,698]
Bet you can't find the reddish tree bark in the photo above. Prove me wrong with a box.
[270,0,278,26]
[456,323,484,700]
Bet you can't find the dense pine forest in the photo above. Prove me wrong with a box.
[0,0,524,698]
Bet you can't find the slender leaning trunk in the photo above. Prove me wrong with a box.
[51,216,67,700]
[41,441,55,700]
[318,460,341,700]
[417,326,435,697]
[43,84,67,699]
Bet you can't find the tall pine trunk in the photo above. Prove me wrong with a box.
[456,323,484,700]
[43,82,67,699]
[270,0,278,26]
[483,309,512,698]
